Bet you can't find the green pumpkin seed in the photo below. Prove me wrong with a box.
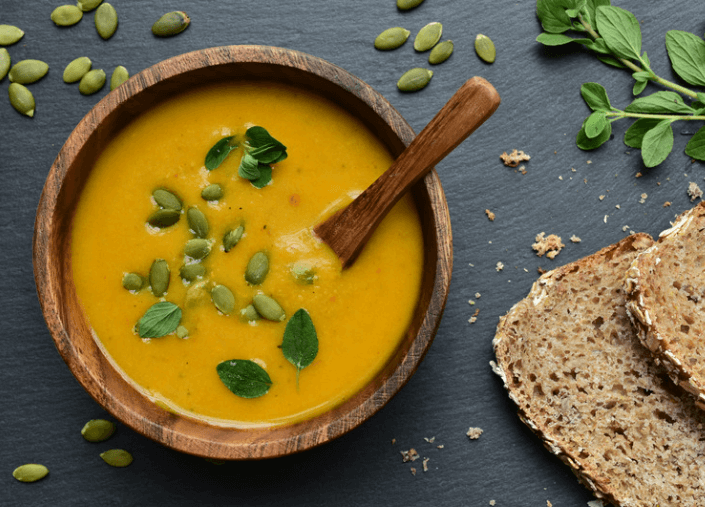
[240,304,260,322]
[122,272,145,292]
[245,251,269,285]
[0,48,10,81]
[147,208,180,228]
[110,65,128,90]
[211,285,235,315]
[149,259,170,297]
[184,239,211,260]
[8,83,35,117]
[51,5,84,26]
[414,22,442,52]
[100,449,133,467]
[179,263,206,282]
[187,207,209,238]
[176,325,189,338]
[63,56,92,83]
[374,27,410,50]
[475,34,496,63]
[291,263,316,284]
[12,464,48,483]
[78,0,103,12]
[397,68,433,92]
[152,11,190,37]
[81,419,116,442]
[223,225,244,252]
[252,294,285,322]
[8,60,49,84]
[396,0,425,10]
[79,68,106,95]
[201,183,223,201]
[152,188,181,210]
[95,3,118,40]
[429,40,454,64]
[0,25,24,46]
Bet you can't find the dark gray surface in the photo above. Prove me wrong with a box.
[2,1,702,505]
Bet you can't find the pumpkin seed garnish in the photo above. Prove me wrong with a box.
[63,56,92,83]
[291,263,316,284]
[0,25,24,46]
[414,22,442,52]
[186,207,209,238]
[147,208,180,228]
[397,68,433,92]
[122,272,146,292]
[100,449,133,467]
[81,419,116,442]
[396,0,425,10]
[51,5,84,26]
[240,304,260,322]
[12,464,48,483]
[149,259,170,297]
[109,65,128,90]
[152,11,190,37]
[94,3,118,40]
[252,294,285,322]
[176,325,189,338]
[429,40,454,64]
[179,262,206,282]
[374,27,411,50]
[152,188,181,210]
[475,34,496,63]
[77,0,103,12]
[223,225,244,252]
[78,68,106,95]
[201,183,223,201]
[245,251,269,285]
[8,83,35,117]
[0,48,10,81]
[9,60,49,84]
[184,239,211,260]
[211,284,236,315]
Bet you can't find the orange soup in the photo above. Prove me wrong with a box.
[71,82,424,427]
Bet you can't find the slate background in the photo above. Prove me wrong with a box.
[2,0,703,505]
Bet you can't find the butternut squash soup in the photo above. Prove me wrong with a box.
[71,82,425,427]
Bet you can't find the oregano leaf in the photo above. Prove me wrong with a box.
[238,153,261,180]
[205,136,237,171]
[281,309,318,383]
[625,91,694,114]
[576,121,611,150]
[137,302,182,338]
[623,118,661,148]
[632,79,647,96]
[580,82,612,111]
[216,359,272,399]
[586,38,611,55]
[631,71,650,82]
[246,126,288,164]
[250,165,272,189]
[596,53,626,68]
[584,111,608,138]
[685,125,705,161]
[583,0,610,24]
[665,30,705,87]
[536,0,576,34]
[536,33,591,46]
[596,6,642,60]
[640,119,673,167]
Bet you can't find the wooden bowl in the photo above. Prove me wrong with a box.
[33,45,452,459]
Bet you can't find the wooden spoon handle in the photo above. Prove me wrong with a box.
[314,76,500,268]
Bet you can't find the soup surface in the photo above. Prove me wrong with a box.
[71,81,424,427]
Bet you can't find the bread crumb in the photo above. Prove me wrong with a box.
[688,182,703,201]
[468,300,475,305]
[604,215,608,223]
[475,292,481,298]
[424,436,435,443]
[489,501,496,506]
[663,201,671,207]
[468,317,477,324]
[500,149,530,167]
[558,175,563,181]
[391,438,396,444]
[587,501,604,507]
[571,167,576,172]
[599,195,605,200]
[547,502,553,507]
[401,448,420,462]
[586,160,592,164]
[570,235,581,243]
[437,444,444,449]
[422,457,430,472]
[518,164,527,175]
[639,193,648,204]
[466,427,483,440]
[615,204,621,209]
[538,267,547,275]
[496,261,504,271]
[485,209,495,221]
[532,232,564,258]
[410,467,417,476]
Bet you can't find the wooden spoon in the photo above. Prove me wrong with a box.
[314,76,501,268]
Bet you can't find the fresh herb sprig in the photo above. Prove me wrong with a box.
[536,0,705,167]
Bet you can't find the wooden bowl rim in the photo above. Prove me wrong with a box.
[32,45,452,459]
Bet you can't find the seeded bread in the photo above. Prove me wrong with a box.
[626,202,705,409]
[493,234,705,506]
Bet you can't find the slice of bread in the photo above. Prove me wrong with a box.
[493,234,705,506]
[626,202,705,409]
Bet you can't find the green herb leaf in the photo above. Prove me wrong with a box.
[640,119,673,167]
[596,6,641,60]
[596,53,627,68]
[281,309,318,383]
[536,33,591,46]
[536,0,576,34]
[665,30,705,87]
[697,93,705,104]
[625,91,694,114]
[137,302,182,338]
[623,118,661,148]
[632,79,647,96]
[583,0,610,24]
[584,111,607,138]
[586,38,611,55]
[580,82,611,111]
[685,125,705,161]
[238,153,261,180]
[246,126,288,164]
[216,359,272,398]
[250,165,272,189]
[631,71,650,82]
[576,120,611,150]
[205,136,238,171]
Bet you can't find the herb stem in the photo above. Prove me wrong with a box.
[607,111,705,121]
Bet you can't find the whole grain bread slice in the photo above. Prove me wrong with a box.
[626,202,705,409]
[493,233,705,507]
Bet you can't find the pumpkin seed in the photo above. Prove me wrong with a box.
[397,68,433,92]
[184,239,211,260]
[8,83,35,117]
[122,272,145,291]
[0,49,10,81]
[239,304,260,322]
[51,5,83,26]
[396,0,425,10]
[0,25,24,46]
[100,449,133,467]
[179,263,205,282]
[152,11,190,37]
[414,22,442,52]
[223,225,244,252]
[429,40,454,64]
[95,3,118,40]
[81,419,116,442]
[77,0,103,12]
[78,69,106,95]
[201,183,223,201]
[110,65,128,90]
[252,294,285,322]
[475,34,496,63]
[211,284,235,315]
[152,188,181,210]
[176,325,189,338]
[63,56,92,83]
[245,251,269,285]
[12,464,48,483]
[149,259,170,297]
[291,263,316,284]
[9,60,49,84]
[374,27,410,50]
[186,207,209,238]
[147,208,180,228]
